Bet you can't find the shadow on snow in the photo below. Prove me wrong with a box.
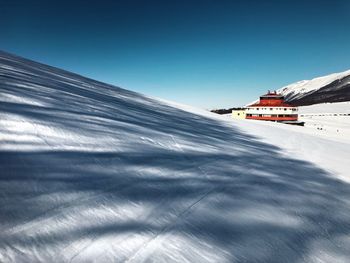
[1,51,350,262]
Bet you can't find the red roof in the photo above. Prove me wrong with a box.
[247,91,295,107]
[248,102,294,107]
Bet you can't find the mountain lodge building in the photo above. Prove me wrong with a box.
[232,91,303,125]
[246,91,298,122]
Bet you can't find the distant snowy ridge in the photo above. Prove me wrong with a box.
[277,69,350,106]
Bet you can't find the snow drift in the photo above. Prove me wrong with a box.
[1,51,350,262]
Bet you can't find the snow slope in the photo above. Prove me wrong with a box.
[1,51,350,262]
[297,102,350,142]
[232,117,350,183]
[299,101,350,115]
[277,69,350,105]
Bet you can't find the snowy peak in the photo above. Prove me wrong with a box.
[277,69,350,105]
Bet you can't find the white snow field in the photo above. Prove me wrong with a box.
[298,102,350,144]
[299,102,350,115]
[1,51,350,263]
[231,116,350,184]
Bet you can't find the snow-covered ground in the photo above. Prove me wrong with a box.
[231,117,350,183]
[299,102,350,115]
[227,102,350,182]
[298,102,350,143]
[1,51,350,262]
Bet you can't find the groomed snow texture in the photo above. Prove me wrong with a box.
[1,51,350,262]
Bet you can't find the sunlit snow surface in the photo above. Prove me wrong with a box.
[277,69,350,101]
[1,51,350,262]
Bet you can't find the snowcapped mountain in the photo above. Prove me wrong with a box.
[1,51,350,262]
[277,69,350,106]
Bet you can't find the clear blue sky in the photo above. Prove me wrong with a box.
[1,0,350,108]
